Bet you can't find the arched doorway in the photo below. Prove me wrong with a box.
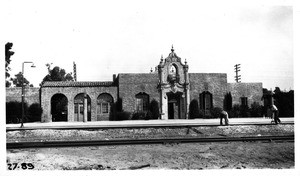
[167,92,183,119]
[74,93,91,121]
[97,93,114,121]
[51,93,68,122]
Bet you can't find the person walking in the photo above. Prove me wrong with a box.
[220,109,229,126]
[271,104,281,124]
[267,106,274,122]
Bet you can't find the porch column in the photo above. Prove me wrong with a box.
[183,61,190,119]
[185,88,190,119]
[83,93,88,122]
[159,88,163,119]
[67,95,74,122]
[161,90,168,120]
[158,60,167,120]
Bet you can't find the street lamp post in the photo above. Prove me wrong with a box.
[21,61,35,128]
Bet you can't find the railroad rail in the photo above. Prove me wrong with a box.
[7,135,294,149]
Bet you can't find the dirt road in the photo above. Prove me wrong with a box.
[7,141,294,170]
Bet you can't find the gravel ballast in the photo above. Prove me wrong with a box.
[6,124,294,170]
[6,124,294,142]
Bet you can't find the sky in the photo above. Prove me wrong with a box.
[2,0,295,91]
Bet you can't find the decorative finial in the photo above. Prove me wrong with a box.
[160,55,163,62]
[185,59,187,65]
[150,67,153,72]
[171,45,174,52]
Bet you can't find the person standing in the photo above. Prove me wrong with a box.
[220,110,229,125]
[271,104,281,124]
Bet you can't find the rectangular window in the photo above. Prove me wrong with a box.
[135,94,149,112]
[102,103,109,113]
[241,97,248,107]
[204,94,211,110]
[199,94,204,110]
[136,98,143,112]
[75,104,78,113]
[80,105,84,114]
[142,99,148,111]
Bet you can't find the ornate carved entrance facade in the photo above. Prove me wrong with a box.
[157,46,190,119]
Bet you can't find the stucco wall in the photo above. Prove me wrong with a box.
[6,87,40,105]
[118,73,160,112]
[189,73,228,108]
[37,74,263,123]
[227,82,263,106]
[41,86,118,122]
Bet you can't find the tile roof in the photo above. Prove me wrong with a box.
[41,81,116,87]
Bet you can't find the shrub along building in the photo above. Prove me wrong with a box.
[39,47,263,122]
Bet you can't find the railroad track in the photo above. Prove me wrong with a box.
[7,135,294,149]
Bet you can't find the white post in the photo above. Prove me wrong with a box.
[83,93,88,122]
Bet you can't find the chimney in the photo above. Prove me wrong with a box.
[113,74,116,82]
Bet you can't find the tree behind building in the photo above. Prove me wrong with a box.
[5,42,14,87]
[189,99,200,119]
[273,87,294,117]
[11,72,33,87]
[41,64,74,84]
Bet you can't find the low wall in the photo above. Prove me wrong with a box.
[6,87,40,105]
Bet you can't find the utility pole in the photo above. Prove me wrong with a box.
[73,61,77,81]
[234,64,241,83]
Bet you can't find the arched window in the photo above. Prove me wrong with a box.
[199,91,213,111]
[97,93,113,116]
[74,93,91,121]
[168,64,179,83]
[169,64,177,75]
[135,92,149,112]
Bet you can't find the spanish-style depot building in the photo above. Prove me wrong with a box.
[40,47,263,122]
